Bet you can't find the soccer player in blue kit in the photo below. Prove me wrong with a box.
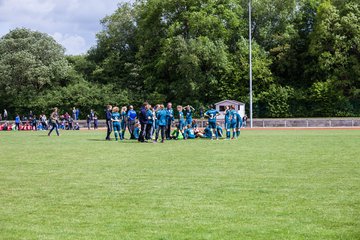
[176,105,186,139]
[165,102,174,140]
[235,110,242,137]
[155,104,167,143]
[184,124,196,139]
[185,105,195,125]
[204,105,220,140]
[111,107,122,141]
[224,105,231,139]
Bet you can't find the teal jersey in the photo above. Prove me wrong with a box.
[156,109,167,126]
[146,109,154,125]
[230,110,237,124]
[204,127,212,138]
[225,110,231,123]
[185,110,193,119]
[236,112,242,124]
[120,111,127,122]
[205,109,219,123]
[111,112,121,122]
[178,111,184,122]
[185,128,196,139]
[216,125,223,136]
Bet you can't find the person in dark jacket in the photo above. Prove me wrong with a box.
[105,105,112,140]
[138,102,148,142]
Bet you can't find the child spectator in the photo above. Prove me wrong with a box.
[15,114,20,130]
[74,123,80,130]
[133,123,140,140]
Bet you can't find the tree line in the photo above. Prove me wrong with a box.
[0,0,359,118]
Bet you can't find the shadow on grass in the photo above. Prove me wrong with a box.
[87,139,145,144]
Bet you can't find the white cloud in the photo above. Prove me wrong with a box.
[0,0,131,55]
[51,32,87,55]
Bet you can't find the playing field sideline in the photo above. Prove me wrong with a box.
[0,130,359,239]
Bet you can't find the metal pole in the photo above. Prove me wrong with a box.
[249,0,253,128]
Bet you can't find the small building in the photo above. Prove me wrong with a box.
[215,100,245,119]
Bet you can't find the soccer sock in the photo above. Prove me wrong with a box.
[227,131,230,139]
[237,131,240,137]
[232,131,236,138]
[114,131,118,140]
[215,129,218,139]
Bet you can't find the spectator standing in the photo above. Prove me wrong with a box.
[4,109,8,120]
[76,108,80,120]
[90,109,95,121]
[31,115,37,131]
[68,116,74,130]
[94,114,98,130]
[15,114,20,130]
[41,114,48,130]
[86,115,91,130]
[0,113,2,121]
[72,107,77,120]
[242,115,248,128]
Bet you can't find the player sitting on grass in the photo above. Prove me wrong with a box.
[184,124,196,139]
[197,122,213,139]
[171,124,184,140]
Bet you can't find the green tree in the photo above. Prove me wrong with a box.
[0,28,71,113]
[308,1,360,115]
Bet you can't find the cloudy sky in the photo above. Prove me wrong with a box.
[0,0,131,55]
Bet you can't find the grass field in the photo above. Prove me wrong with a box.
[0,129,359,240]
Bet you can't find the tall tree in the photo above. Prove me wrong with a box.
[0,28,71,113]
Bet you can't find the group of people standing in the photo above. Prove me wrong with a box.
[105,102,243,143]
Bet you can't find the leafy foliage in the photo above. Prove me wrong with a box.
[1,1,360,117]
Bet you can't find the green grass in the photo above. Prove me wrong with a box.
[0,129,359,240]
